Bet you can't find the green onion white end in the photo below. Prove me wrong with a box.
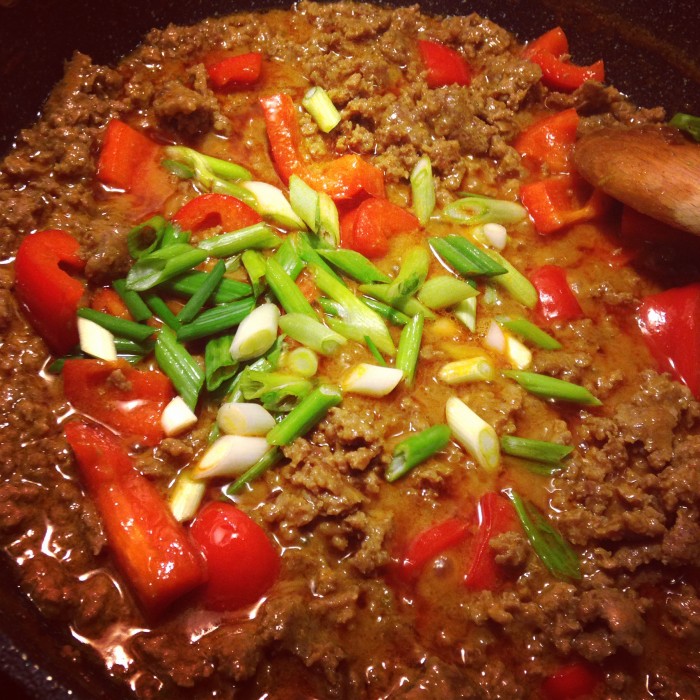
[438,356,495,385]
[77,317,117,361]
[161,396,198,436]
[445,396,500,472]
[341,363,404,397]
[302,86,341,133]
[193,435,271,479]
[168,469,207,522]
[240,181,307,230]
[217,402,276,436]
[454,296,477,332]
[230,302,280,361]
[281,347,319,377]
[475,223,508,250]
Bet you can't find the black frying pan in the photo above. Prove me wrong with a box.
[0,0,698,697]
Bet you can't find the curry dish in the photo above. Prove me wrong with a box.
[1,2,699,698]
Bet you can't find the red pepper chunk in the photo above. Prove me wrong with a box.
[303,154,386,201]
[399,517,470,581]
[63,359,173,447]
[97,120,175,221]
[514,109,580,174]
[341,197,419,258]
[638,283,700,399]
[90,288,132,320]
[172,193,262,233]
[14,229,86,355]
[418,40,472,88]
[464,492,519,590]
[206,52,262,90]
[520,174,609,234]
[524,27,604,92]
[530,265,583,323]
[542,662,602,700]
[259,93,306,184]
[190,502,280,611]
[64,420,206,615]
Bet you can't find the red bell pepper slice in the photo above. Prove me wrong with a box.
[63,359,172,447]
[530,265,583,323]
[303,154,386,201]
[464,492,519,590]
[190,502,280,610]
[520,174,608,234]
[529,50,604,92]
[97,119,175,220]
[90,288,132,320]
[524,27,604,92]
[418,40,472,88]
[542,661,602,700]
[638,282,700,398]
[172,193,262,233]
[14,229,85,355]
[64,420,206,615]
[399,517,470,581]
[514,109,580,173]
[341,197,419,258]
[206,52,262,90]
[259,93,306,184]
[523,27,569,58]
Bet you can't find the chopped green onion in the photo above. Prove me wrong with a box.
[161,271,251,303]
[302,86,341,133]
[319,249,391,284]
[486,250,538,308]
[154,326,204,411]
[177,260,226,324]
[386,424,451,482]
[126,247,208,292]
[230,303,280,361]
[162,159,196,180]
[169,469,206,522]
[317,193,340,248]
[445,396,500,472]
[161,396,198,437]
[273,237,304,280]
[278,313,347,355]
[504,489,581,581]
[500,436,573,464]
[292,232,343,282]
[312,264,395,356]
[77,317,117,361]
[198,222,281,258]
[364,335,387,366]
[669,112,700,142]
[267,384,343,445]
[317,297,343,317]
[410,156,436,226]
[161,223,190,248]
[217,402,276,436]
[76,308,155,343]
[113,337,150,355]
[210,177,259,208]
[417,275,479,310]
[454,295,477,332]
[164,145,252,185]
[142,292,181,330]
[361,297,410,326]
[126,216,170,259]
[385,246,430,304]
[225,446,282,496]
[265,257,318,319]
[504,370,602,406]
[112,279,152,322]
[239,370,313,412]
[205,334,239,391]
[242,250,267,298]
[438,356,495,385]
[395,313,423,387]
[341,363,403,396]
[430,236,503,278]
[289,174,320,232]
[176,297,255,343]
[239,180,306,230]
[496,316,561,350]
[443,193,527,226]
[359,283,436,320]
[194,435,271,479]
[281,347,319,377]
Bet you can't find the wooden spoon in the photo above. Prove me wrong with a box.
[573,125,700,235]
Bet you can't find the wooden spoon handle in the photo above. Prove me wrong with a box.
[573,126,700,235]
